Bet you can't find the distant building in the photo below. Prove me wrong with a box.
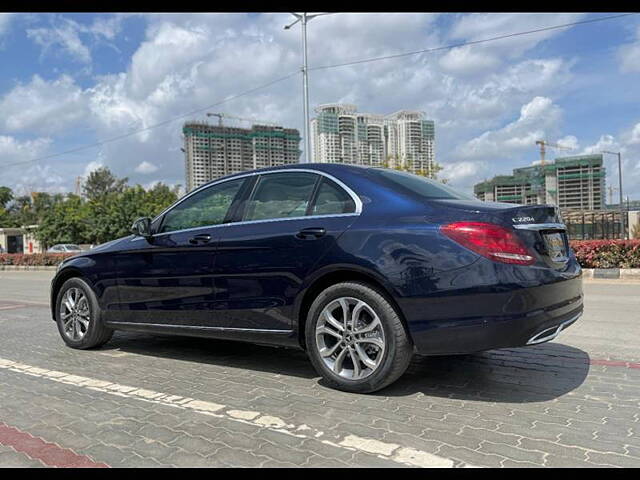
[311,104,435,176]
[183,122,301,192]
[474,154,605,210]
[0,225,43,254]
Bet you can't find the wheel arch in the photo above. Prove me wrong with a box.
[294,266,410,350]
[50,267,86,320]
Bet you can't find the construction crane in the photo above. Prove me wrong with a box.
[535,140,574,166]
[206,112,277,127]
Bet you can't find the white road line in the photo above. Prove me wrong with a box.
[0,356,458,468]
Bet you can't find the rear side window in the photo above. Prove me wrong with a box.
[244,172,318,221]
[370,168,474,201]
[312,179,356,215]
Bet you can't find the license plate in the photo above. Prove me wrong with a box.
[544,232,567,262]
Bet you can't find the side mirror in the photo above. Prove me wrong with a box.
[130,217,152,238]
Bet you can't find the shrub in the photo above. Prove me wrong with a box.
[0,253,75,266]
[570,239,640,269]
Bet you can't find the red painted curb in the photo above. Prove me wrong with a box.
[0,422,109,468]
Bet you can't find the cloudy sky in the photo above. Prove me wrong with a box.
[1,12,639,200]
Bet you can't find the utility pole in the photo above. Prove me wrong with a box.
[602,150,625,239]
[284,13,334,163]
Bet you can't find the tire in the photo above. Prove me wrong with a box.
[305,281,413,393]
[55,277,113,349]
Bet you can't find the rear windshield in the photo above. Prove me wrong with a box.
[368,169,475,201]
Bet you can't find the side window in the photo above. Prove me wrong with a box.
[160,178,244,233]
[243,172,318,221]
[312,178,356,216]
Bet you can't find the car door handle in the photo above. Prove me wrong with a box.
[189,233,211,245]
[296,227,326,239]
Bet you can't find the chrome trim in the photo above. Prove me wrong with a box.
[130,212,360,241]
[513,223,566,231]
[526,312,581,345]
[154,168,363,223]
[131,168,363,241]
[106,321,291,334]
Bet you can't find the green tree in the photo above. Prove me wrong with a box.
[0,186,13,208]
[36,195,91,247]
[87,183,178,244]
[83,167,129,201]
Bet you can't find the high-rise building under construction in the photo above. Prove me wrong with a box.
[474,154,605,210]
[183,122,301,192]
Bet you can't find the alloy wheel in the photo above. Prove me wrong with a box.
[60,287,90,341]
[315,297,386,380]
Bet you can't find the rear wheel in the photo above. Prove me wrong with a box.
[305,281,413,393]
[55,277,113,349]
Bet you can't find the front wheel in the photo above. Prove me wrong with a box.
[305,281,413,393]
[55,277,113,349]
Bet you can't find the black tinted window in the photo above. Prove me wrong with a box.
[160,178,244,233]
[312,179,356,215]
[370,169,474,200]
[244,172,317,221]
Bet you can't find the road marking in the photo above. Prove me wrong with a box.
[590,358,640,369]
[0,357,457,468]
[0,304,27,311]
[0,422,108,468]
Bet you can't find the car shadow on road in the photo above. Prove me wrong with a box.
[100,333,589,402]
[378,342,591,402]
[99,331,319,380]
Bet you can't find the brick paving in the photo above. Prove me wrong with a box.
[0,273,639,467]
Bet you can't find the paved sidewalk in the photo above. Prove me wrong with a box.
[0,271,639,467]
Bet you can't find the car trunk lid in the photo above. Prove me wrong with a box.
[430,200,570,269]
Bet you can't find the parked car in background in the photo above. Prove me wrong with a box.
[50,164,583,393]
[47,244,84,254]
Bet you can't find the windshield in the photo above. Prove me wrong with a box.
[368,168,475,201]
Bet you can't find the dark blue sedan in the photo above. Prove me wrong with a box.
[51,164,583,393]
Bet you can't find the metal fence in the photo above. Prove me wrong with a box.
[562,209,626,240]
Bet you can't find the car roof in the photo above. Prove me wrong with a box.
[198,163,370,188]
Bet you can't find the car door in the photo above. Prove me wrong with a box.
[111,177,247,327]
[211,170,361,331]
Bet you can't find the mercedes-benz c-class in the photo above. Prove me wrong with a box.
[51,164,583,393]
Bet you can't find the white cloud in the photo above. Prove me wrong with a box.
[556,135,579,150]
[448,13,584,60]
[580,134,619,155]
[628,123,640,145]
[617,25,640,73]
[439,46,501,76]
[83,160,104,177]
[135,160,159,174]
[455,96,563,159]
[0,13,11,38]
[0,74,87,134]
[441,161,487,184]
[0,135,51,162]
[27,18,92,63]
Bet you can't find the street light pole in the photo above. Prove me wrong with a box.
[284,12,334,163]
[602,150,625,239]
[301,13,310,164]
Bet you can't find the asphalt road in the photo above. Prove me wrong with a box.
[0,271,639,467]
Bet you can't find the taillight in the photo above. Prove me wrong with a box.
[440,221,535,266]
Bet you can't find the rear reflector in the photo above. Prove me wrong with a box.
[440,221,535,266]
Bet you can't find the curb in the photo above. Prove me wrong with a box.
[583,268,640,280]
[0,266,58,271]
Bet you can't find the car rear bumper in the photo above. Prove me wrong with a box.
[403,273,584,355]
